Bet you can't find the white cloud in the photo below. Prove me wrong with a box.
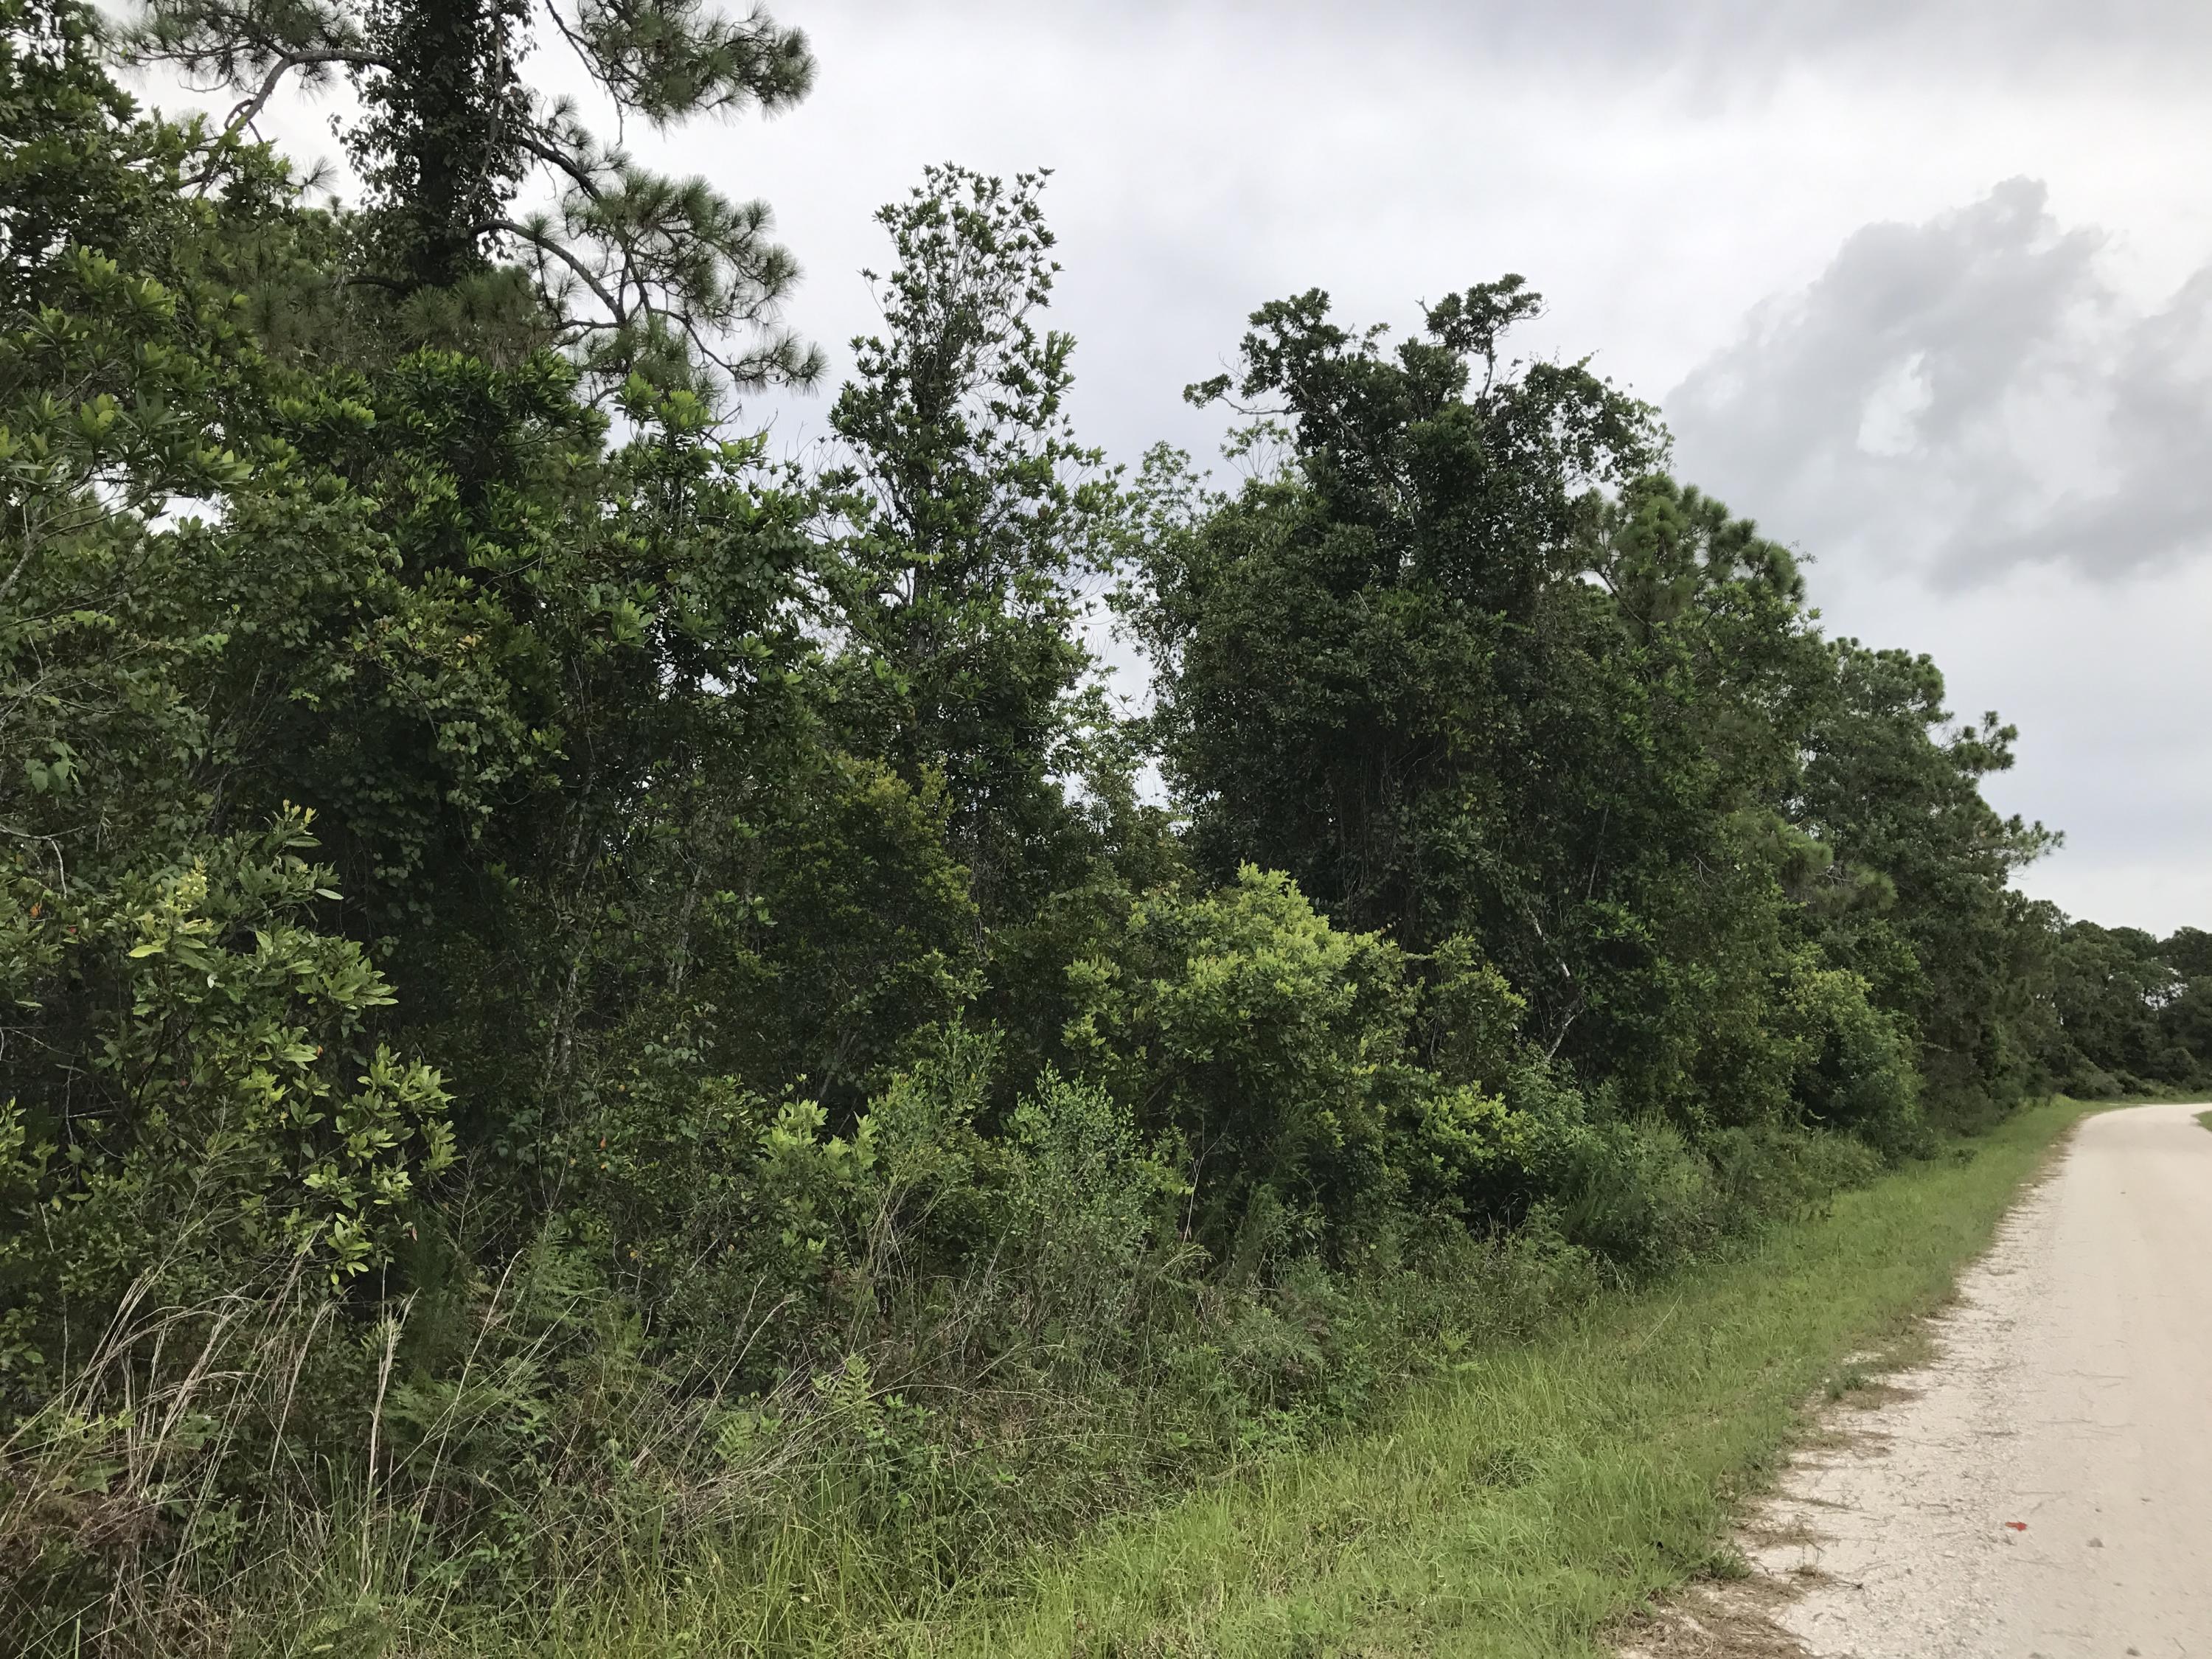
[1854,352,1933,459]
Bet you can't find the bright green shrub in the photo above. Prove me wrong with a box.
[1781,951,1924,1154]
[0,813,455,1386]
[1003,1070,1185,1352]
[1062,866,1416,1262]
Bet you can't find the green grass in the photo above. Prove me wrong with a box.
[452,1099,2084,1659]
[2196,1107,2212,1135]
[939,1099,2084,1658]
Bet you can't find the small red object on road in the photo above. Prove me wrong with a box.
[2004,1521,2028,1531]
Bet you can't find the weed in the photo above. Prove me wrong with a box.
[1824,1364,1871,1400]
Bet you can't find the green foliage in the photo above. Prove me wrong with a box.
[1794,639,2059,1121]
[712,754,981,1107]
[2044,919,2212,1096]
[0,10,2135,1649]
[1778,953,1923,1152]
[1060,869,1603,1262]
[1130,296,1994,1141]
[1064,866,1417,1260]
[6,815,453,1304]
[348,0,536,288]
[823,163,1115,922]
[1004,1071,1184,1344]
[1137,285,1664,970]
[936,1102,2073,1659]
[0,0,452,1380]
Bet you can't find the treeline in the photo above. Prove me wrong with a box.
[2048,923,2212,1096]
[0,1,2201,1649]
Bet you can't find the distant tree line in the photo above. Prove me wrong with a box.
[1,1,2203,1648]
[2046,923,2212,1096]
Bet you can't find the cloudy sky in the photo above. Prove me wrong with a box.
[130,0,2212,933]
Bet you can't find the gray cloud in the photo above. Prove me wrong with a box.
[858,0,2212,86]
[2011,267,2212,572]
[1666,180,2212,585]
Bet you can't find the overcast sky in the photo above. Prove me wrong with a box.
[128,0,2212,933]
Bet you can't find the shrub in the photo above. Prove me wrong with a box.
[1063,866,1416,1264]
[1004,1071,1185,1354]
[1,814,453,1393]
[1538,1113,1723,1279]
[1782,953,1925,1155]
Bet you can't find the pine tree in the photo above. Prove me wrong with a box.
[126,0,823,392]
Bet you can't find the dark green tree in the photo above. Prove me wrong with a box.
[2165,926,2212,979]
[1143,289,1825,1121]
[823,164,1120,924]
[2041,920,2212,1095]
[1143,279,1660,953]
[1794,642,2057,1119]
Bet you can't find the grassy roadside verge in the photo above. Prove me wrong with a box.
[404,1101,2084,1659]
[926,1097,2087,1658]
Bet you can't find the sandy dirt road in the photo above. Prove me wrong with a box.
[1629,1101,2212,1659]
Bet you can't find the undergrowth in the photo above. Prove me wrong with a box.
[3,1113,1886,1655]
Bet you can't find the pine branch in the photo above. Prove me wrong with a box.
[483,218,627,321]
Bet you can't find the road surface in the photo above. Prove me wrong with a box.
[1632,1100,2212,1659]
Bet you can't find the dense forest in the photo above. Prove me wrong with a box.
[2,1,2207,1649]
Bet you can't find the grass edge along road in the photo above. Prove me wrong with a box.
[933,1098,2087,1658]
[473,1101,2083,1659]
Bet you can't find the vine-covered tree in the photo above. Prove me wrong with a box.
[824,164,1119,921]
[126,0,822,390]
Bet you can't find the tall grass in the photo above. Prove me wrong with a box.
[424,1102,2073,1659]
[938,1098,2085,1657]
[3,1107,2075,1657]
